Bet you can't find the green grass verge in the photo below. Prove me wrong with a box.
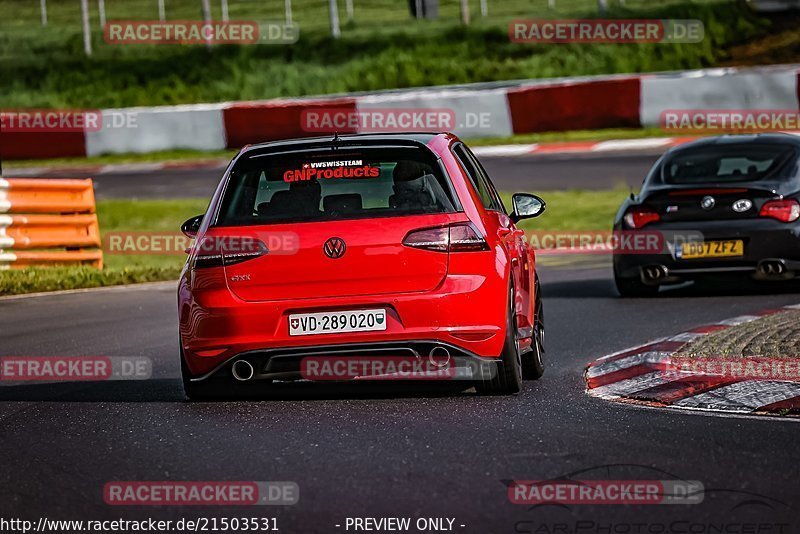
[0,198,207,296]
[0,1,772,108]
[0,189,626,296]
[5,128,672,169]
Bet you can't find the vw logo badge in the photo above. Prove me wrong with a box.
[700,196,716,210]
[732,199,753,213]
[323,237,346,259]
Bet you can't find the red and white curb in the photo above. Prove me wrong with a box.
[585,304,800,416]
[471,137,695,158]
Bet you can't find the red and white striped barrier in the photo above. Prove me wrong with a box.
[2,64,798,160]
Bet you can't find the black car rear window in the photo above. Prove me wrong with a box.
[662,143,797,184]
[215,146,457,226]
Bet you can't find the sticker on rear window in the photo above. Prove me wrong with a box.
[283,163,380,183]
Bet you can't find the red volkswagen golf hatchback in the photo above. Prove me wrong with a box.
[178,133,545,398]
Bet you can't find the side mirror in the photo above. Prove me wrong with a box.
[511,193,546,223]
[181,215,204,238]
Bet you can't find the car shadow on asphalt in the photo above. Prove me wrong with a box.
[0,379,483,402]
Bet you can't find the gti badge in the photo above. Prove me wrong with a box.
[732,199,753,213]
[700,196,715,210]
[323,237,346,259]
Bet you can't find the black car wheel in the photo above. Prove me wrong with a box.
[523,276,545,380]
[477,285,523,395]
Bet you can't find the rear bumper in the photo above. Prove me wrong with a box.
[190,340,499,383]
[614,219,800,283]
[178,273,508,377]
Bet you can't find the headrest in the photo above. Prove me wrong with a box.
[270,190,293,204]
[323,194,363,214]
[256,202,271,216]
[393,160,433,183]
[289,180,321,197]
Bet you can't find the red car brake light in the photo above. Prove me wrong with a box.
[403,223,489,253]
[193,237,269,269]
[759,199,800,223]
[623,206,660,229]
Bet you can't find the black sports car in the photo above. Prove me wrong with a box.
[613,133,800,297]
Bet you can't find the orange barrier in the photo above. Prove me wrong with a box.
[1,214,101,249]
[3,250,104,268]
[0,178,97,214]
[0,178,103,269]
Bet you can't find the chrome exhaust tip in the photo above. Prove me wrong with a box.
[758,260,786,276]
[428,346,451,368]
[231,360,255,382]
[642,265,667,283]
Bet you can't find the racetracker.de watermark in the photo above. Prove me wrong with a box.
[103,233,300,256]
[104,21,298,45]
[103,481,298,506]
[0,110,137,132]
[661,109,800,133]
[509,19,704,44]
[300,355,496,381]
[300,107,495,133]
[525,230,703,255]
[666,357,800,381]
[0,356,151,383]
[508,480,704,505]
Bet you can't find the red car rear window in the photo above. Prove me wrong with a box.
[216,146,457,226]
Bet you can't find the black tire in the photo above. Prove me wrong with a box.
[476,286,523,395]
[522,276,545,380]
[614,265,659,298]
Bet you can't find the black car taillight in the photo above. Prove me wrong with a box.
[193,237,269,269]
[623,206,660,229]
[403,223,489,253]
[760,199,800,223]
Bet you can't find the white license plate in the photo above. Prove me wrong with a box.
[288,309,387,336]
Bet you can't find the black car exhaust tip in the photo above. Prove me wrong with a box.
[231,360,255,382]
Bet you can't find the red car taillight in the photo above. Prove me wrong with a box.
[193,237,269,269]
[403,223,489,253]
[759,199,800,223]
[623,206,660,229]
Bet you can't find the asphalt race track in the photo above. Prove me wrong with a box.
[15,152,661,199]
[1,261,799,532]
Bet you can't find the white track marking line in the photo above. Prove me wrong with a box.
[666,332,706,342]
[715,315,761,326]
[590,138,674,152]
[589,371,687,399]
[586,351,672,379]
[593,337,668,363]
[0,280,177,300]
[674,381,800,411]
[471,144,537,157]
